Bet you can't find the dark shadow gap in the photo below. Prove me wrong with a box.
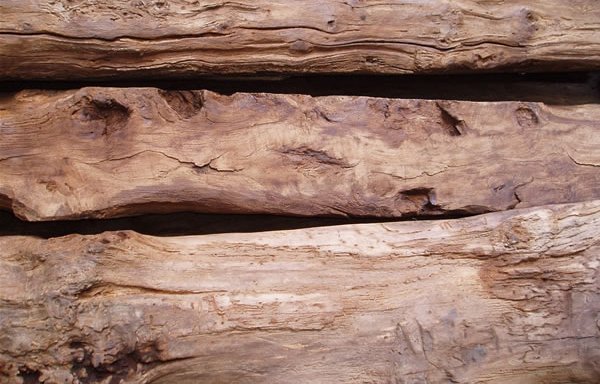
[0,210,479,239]
[1,72,598,104]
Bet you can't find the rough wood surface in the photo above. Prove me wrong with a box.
[1,200,599,383]
[1,87,599,221]
[1,1,600,80]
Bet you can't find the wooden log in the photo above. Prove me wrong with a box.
[1,1,600,80]
[1,200,599,383]
[1,87,600,221]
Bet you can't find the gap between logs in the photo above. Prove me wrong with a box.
[1,72,598,104]
[0,210,479,239]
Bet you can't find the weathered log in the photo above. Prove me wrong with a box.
[1,87,599,221]
[1,201,599,383]
[1,1,600,80]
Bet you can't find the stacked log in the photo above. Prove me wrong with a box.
[1,88,598,221]
[1,201,599,383]
[1,1,600,79]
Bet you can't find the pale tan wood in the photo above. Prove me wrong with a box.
[1,87,599,221]
[1,200,599,383]
[1,0,600,79]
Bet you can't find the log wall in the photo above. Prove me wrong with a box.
[1,2,599,383]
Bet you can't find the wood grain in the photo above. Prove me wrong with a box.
[1,200,599,383]
[1,87,599,221]
[1,0,600,80]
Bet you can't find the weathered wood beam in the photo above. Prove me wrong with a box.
[1,1,600,80]
[1,88,599,221]
[1,201,599,383]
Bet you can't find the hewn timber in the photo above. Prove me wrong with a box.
[1,87,599,221]
[1,201,599,383]
[1,1,600,80]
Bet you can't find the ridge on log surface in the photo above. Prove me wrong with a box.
[1,87,599,221]
[1,1,600,80]
[1,200,599,383]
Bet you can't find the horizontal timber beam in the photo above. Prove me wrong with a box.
[1,1,600,79]
[1,201,599,383]
[1,88,599,221]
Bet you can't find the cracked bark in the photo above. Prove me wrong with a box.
[1,200,599,383]
[1,87,599,221]
[1,1,599,80]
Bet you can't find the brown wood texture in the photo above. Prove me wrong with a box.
[1,1,600,80]
[1,87,599,221]
[1,200,599,383]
